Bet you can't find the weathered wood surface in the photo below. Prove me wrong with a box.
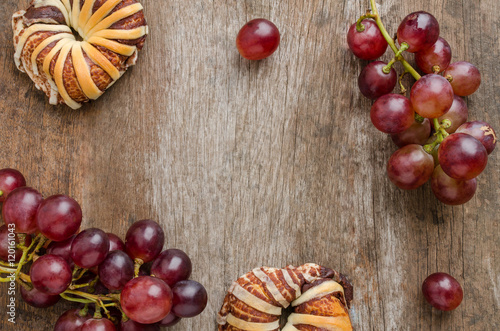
[1,0,499,330]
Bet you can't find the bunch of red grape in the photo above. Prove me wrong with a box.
[347,10,497,205]
[0,168,207,330]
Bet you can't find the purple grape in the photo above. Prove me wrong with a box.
[171,280,208,318]
[415,37,451,73]
[387,144,434,190]
[438,95,468,133]
[422,272,463,310]
[370,94,414,134]
[120,319,160,331]
[347,19,388,60]
[456,121,496,154]
[443,61,481,96]
[107,233,125,252]
[20,285,60,308]
[71,228,110,268]
[2,187,42,234]
[391,118,431,148]
[431,165,477,205]
[80,318,117,331]
[151,249,192,287]
[410,74,454,118]
[0,168,26,202]
[358,61,397,100]
[98,250,134,291]
[125,220,164,263]
[30,254,72,295]
[158,311,181,327]
[46,235,75,266]
[36,195,82,242]
[397,11,439,53]
[438,133,487,180]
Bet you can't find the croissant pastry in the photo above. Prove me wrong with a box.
[217,263,353,330]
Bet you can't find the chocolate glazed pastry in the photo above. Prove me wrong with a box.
[12,0,148,109]
[217,263,353,330]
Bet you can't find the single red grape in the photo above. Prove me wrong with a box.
[422,272,463,311]
[236,19,280,60]
[120,319,160,331]
[0,225,32,262]
[98,250,134,291]
[0,168,26,202]
[30,254,72,295]
[80,318,117,331]
[358,61,397,100]
[2,187,42,234]
[151,249,192,287]
[410,74,454,118]
[431,165,477,205]
[370,94,414,134]
[456,121,496,154]
[438,95,468,134]
[46,235,75,266]
[158,311,181,327]
[171,280,208,318]
[107,232,125,252]
[415,37,451,73]
[54,308,91,331]
[121,276,173,324]
[125,220,165,263]
[71,228,110,268]
[397,11,439,53]
[347,19,388,60]
[387,144,434,190]
[438,133,488,180]
[36,194,82,242]
[20,285,60,308]
[443,61,481,96]
[391,118,431,148]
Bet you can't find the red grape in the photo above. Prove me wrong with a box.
[422,272,463,311]
[391,118,431,148]
[98,250,134,291]
[171,280,208,318]
[71,228,110,268]
[80,318,117,331]
[410,74,454,118]
[158,311,181,327]
[347,19,388,60]
[387,144,434,190]
[443,61,481,96]
[370,94,414,134]
[358,61,397,100]
[107,232,125,252]
[431,165,477,205]
[120,319,160,331]
[125,220,164,263]
[121,276,173,324]
[30,254,72,295]
[20,285,60,308]
[438,95,468,133]
[438,133,487,180]
[54,308,91,331]
[0,168,26,202]
[36,195,82,242]
[397,11,439,52]
[236,19,280,60]
[0,225,32,262]
[415,37,451,74]
[456,121,496,154]
[151,249,192,287]
[46,235,75,266]
[2,187,42,234]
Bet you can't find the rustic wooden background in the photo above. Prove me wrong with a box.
[1,0,499,330]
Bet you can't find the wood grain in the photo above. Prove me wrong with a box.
[1,0,499,330]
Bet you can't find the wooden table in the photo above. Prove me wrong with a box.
[1,0,499,330]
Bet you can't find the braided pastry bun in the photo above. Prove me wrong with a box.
[217,263,353,331]
[12,0,148,109]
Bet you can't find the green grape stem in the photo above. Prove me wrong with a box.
[356,12,376,32]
